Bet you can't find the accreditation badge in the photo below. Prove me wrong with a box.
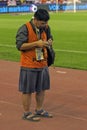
[35,48,44,61]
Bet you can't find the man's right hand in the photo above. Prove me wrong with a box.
[37,39,49,48]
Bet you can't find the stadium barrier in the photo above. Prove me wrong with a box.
[0,3,87,13]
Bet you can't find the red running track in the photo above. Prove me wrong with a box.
[0,60,87,130]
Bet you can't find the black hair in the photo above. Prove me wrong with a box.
[34,9,50,22]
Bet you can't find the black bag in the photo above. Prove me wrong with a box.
[47,46,55,67]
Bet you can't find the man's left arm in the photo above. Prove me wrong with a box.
[45,25,53,46]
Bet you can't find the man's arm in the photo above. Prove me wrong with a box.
[20,40,49,51]
[46,25,53,41]
[16,24,49,51]
[16,24,28,50]
[45,25,53,46]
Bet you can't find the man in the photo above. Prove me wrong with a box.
[16,9,53,122]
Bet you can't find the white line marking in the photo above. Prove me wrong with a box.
[61,93,87,99]
[0,44,15,48]
[0,44,87,54]
[0,113,2,116]
[0,100,22,107]
[55,49,87,54]
[0,100,87,122]
[0,82,17,87]
[55,113,87,122]
[56,71,67,74]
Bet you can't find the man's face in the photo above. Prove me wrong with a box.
[36,20,47,29]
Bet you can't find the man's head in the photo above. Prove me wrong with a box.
[33,9,50,29]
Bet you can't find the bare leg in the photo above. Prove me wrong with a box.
[22,93,32,113]
[22,93,41,121]
[35,90,45,110]
[35,90,53,118]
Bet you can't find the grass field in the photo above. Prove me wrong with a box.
[0,12,87,70]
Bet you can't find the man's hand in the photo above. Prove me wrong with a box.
[36,39,49,48]
[48,38,53,46]
[36,38,53,48]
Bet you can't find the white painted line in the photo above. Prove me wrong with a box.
[0,82,17,87]
[0,44,87,54]
[0,100,22,108]
[55,49,87,54]
[56,71,67,74]
[0,44,15,48]
[0,113,2,116]
[55,113,87,122]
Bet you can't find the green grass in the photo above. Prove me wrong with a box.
[0,12,87,70]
